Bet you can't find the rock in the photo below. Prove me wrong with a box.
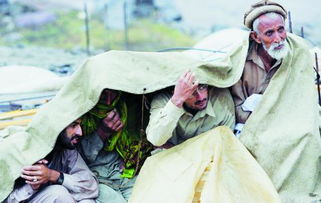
[14,11,56,28]
[0,65,70,94]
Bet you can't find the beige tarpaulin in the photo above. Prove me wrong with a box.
[238,36,321,202]
[129,29,321,202]
[2,28,317,202]
[130,127,281,203]
[194,29,321,201]
[0,43,248,201]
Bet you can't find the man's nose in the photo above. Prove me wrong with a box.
[195,91,205,99]
[76,125,83,136]
[273,33,282,44]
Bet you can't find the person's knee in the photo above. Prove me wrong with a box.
[42,185,74,202]
[97,184,126,203]
[48,185,69,195]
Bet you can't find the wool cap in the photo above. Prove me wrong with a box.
[244,0,287,29]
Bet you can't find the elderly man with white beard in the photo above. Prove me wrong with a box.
[230,0,290,134]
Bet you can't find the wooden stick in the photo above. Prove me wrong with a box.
[288,11,293,33]
[315,53,321,105]
[123,0,129,50]
[84,2,91,56]
[300,26,304,38]
[0,119,32,129]
[0,109,37,120]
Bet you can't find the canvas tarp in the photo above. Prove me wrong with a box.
[237,35,321,202]
[129,126,281,203]
[191,29,321,202]
[2,28,318,202]
[0,37,249,202]
[127,29,321,202]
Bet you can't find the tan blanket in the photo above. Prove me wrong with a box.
[130,29,321,202]
[0,48,246,201]
[130,127,281,203]
[239,34,321,202]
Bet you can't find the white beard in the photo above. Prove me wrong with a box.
[262,40,289,60]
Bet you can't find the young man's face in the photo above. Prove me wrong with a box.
[59,119,83,149]
[184,84,209,110]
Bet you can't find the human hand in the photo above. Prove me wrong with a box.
[21,163,59,189]
[102,110,124,132]
[171,71,199,108]
[25,159,48,190]
[36,159,48,165]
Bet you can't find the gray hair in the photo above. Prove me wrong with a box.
[252,12,285,33]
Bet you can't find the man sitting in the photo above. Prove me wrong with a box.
[79,89,152,203]
[231,0,289,133]
[5,119,99,203]
[130,71,280,202]
[147,70,235,147]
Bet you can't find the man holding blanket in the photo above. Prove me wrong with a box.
[230,0,321,201]
[231,0,289,131]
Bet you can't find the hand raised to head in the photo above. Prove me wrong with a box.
[171,71,199,108]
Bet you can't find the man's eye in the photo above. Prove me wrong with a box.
[265,31,273,36]
[198,84,208,90]
[278,27,284,33]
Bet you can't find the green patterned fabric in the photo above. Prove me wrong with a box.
[81,93,152,178]
[81,93,121,137]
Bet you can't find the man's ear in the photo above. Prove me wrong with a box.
[250,31,261,44]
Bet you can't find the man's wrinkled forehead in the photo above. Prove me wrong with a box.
[255,13,285,30]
